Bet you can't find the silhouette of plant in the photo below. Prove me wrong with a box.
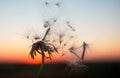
[25,1,89,78]
[29,27,58,78]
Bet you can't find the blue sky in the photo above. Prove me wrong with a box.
[0,0,120,63]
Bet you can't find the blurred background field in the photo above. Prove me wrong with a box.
[0,62,120,78]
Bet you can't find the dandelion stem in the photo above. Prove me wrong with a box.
[37,51,45,78]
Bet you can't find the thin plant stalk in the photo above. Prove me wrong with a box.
[37,28,51,78]
[37,51,45,78]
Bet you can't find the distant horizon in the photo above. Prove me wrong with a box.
[0,56,120,64]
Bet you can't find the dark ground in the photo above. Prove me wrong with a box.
[0,62,120,78]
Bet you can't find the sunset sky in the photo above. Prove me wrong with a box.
[0,0,120,64]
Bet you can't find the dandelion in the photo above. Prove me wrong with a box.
[26,1,90,78]
[30,40,58,60]
[30,27,58,78]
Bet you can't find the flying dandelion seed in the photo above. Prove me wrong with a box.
[63,36,74,46]
[52,18,57,23]
[81,41,88,60]
[69,46,81,59]
[55,2,60,7]
[43,18,57,28]
[42,27,51,41]
[34,36,40,40]
[45,1,49,6]
[57,31,65,45]
[26,35,29,39]
[33,34,41,41]
[55,2,62,7]
[66,21,76,31]
[43,20,51,28]
[59,35,63,45]
[58,45,67,56]
[53,19,57,23]
[21,32,30,40]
